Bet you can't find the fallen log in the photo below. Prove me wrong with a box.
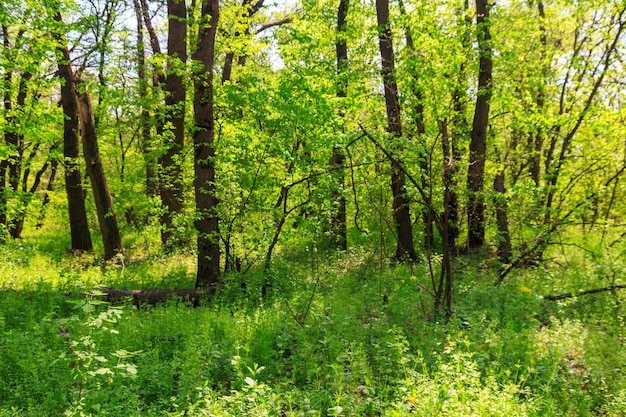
[543,284,626,301]
[104,286,215,306]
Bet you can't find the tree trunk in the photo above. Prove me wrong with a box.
[375,0,415,261]
[530,0,547,187]
[7,72,33,239]
[193,0,221,288]
[493,169,511,263]
[37,158,59,228]
[133,0,157,197]
[159,0,188,247]
[328,0,349,251]
[52,10,93,253]
[447,1,471,255]
[76,83,124,260]
[466,0,492,249]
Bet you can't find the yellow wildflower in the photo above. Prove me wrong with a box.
[410,275,417,281]
[520,286,532,293]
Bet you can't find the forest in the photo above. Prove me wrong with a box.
[1,0,626,414]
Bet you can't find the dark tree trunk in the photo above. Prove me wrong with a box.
[159,0,188,247]
[494,170,511,263]
[221,0,264,84]
[0,161,6,240]
[37,158,59,228]
[76,83,124,260]
[105,287,215,306]
[466,0,492,249]
[1,26,10,238]
[328,0,349,251]
[447,1,471,255]
[530,0,547,187]
[52,10,93,252]
[397,0,433,248]
[375,0,415,261]
[193,0,221,288]
[133,0,157,197]
[7,72,33,239]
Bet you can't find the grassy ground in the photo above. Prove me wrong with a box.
[0,228,625,416]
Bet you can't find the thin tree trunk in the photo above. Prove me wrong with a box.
[76,83,124,260]
[397,0,433,248]
[37,158,59,228]
[493,169,511,263]
[447,1,471,255]
[193,0,221,288]
[51,9,93,253]
[375,0,415,261]
[0,160,6,240]
[328,0,349,251]
[466,0,492,249]
[133,0,157,196]
[7,72,33,239]
[159,0,188,247]
[530,0,547,187]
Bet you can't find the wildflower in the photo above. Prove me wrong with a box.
[520,286,532,293]
[407,394,417,404]
[410,275,417,281]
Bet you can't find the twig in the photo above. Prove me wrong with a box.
[543,285,626,301]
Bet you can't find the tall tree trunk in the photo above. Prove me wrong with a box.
[447,0,471,255]
[466,0,492,249]
[76,83,124,260]
[1,25,11,238]
[328,0,349,251]
[7,72,32,239]
[530,0,547,187]
[193,0,221,288]
[494,168,511,263]
[159,0,188,247]
[133,0,157,197]
[375,0,416,261]
[0,160,6,240]
[397,0,432,249]
[51,10,93,253]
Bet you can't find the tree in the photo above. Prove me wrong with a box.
[132,0,156,196]
[328,0,349,251]
[193,0,221,288]
[51,7,93,253]
[76,81,124,260]
[159,0,188,247]
[375,0,415,261]
[466,0,493,249]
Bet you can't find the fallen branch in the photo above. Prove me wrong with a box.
[543,284,626,301]
[104,287,215,306]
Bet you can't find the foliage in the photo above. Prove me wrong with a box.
[1,236,625,415]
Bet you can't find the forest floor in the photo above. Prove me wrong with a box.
[1,228,625,416]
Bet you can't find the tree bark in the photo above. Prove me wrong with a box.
[105,287,215,306]
[328,0,349,251]
[193,0,221,288]
[466,0,492,249]
[7,72,33,239]
[494,169,511,263]
[132,0,157,197]
[159,0,188,247]
[375,0,416,261]
[529,0,547,187]
[76,82,124,260]
[52,10,93,253]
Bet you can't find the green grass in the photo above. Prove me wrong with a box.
[0,232,625,416]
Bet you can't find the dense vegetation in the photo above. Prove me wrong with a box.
[1,229,625,416]
[1,0,626,414]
